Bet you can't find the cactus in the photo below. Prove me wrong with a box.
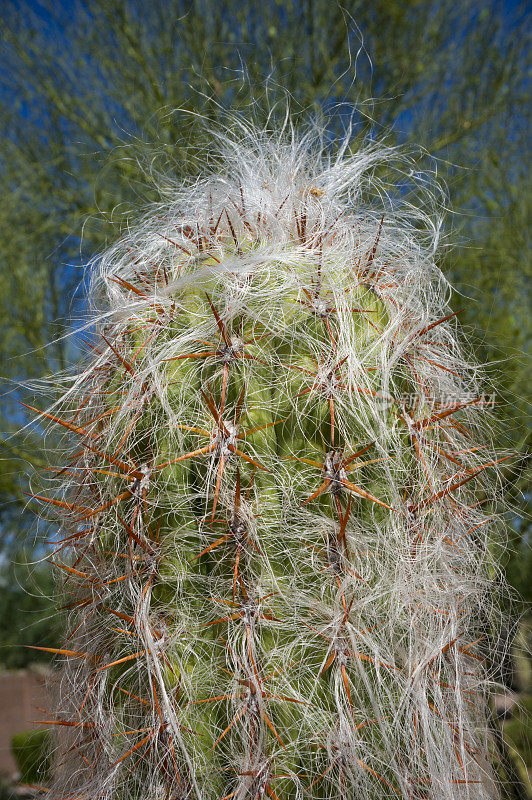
[28,121,509,799]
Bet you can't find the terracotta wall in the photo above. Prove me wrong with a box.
[0,670,49,778]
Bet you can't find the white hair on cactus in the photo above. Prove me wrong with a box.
[28,114,510,799]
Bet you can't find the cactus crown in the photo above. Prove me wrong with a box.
[31,119,507,799]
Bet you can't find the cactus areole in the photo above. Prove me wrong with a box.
[30,122,509,799]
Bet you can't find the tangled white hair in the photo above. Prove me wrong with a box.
[28,114,510,799]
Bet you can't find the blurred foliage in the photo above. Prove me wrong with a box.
[0,0,529,618]
[11,729,52,785]
[0,554,59,669]
[504,694,532,772]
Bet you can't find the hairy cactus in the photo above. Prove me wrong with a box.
[28,121,509,799]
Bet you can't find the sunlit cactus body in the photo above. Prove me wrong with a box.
[32,122,507,799]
